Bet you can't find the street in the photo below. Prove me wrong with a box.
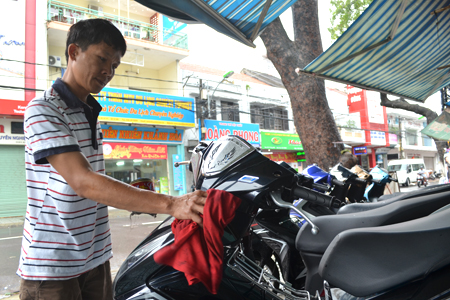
[0,210,169,298]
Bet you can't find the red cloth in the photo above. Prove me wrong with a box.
[154,189,241,294]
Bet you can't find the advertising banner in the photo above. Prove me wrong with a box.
[370,130,386,146]
[96,87,195,127]
[103,142,167,160]
[260,131,303,151]
[101,125,183,144]
[203,119,260,146]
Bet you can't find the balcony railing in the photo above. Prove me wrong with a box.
[47,0,188,50]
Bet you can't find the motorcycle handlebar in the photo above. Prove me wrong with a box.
[311,182,330,192]
[292,185,339,209]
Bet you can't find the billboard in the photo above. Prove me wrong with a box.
[260,131,303,151]
[0,0,25,101]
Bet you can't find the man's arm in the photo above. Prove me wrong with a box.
[47,151,207,225]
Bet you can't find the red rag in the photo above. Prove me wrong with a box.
[154,189,242,294]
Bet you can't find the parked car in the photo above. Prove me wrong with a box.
[387,159,426,187]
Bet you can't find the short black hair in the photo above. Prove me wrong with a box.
[65,18,127,62]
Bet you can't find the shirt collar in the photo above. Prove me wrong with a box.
[52,78,103,114]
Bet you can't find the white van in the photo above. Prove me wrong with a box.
[387,159,426,186]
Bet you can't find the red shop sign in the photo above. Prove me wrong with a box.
[103,142,167,160]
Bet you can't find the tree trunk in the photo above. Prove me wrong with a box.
[380,93,446,165]
[260,0,342,170]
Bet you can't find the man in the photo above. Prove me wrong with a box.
[418,166,428,185]
[18,19,207,300]
[339,149,358,169]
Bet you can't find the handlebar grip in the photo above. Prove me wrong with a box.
[292,186,338,209]
[311,182,330,192]
[331,178,346,187]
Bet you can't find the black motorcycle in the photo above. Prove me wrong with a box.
[113,135,450,300]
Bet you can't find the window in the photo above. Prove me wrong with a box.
[11,122,24,134]
[412,164,421,171]
[422,135,432,147]
[221,101,239,122]
[250,104,289,130]
[405,130,417,146]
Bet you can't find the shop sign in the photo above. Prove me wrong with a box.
[0,99,28,116]
[389,133,398,145]
[172,154,184,191]
[353,146,367,155]
[101,125,183,144]
[370,131,386,146]
[265,152,298,163]
[260,131,303,151]
[96,87,195,127]
[103,142,167,159]
[0,119,25,145]
[203,119,260,146]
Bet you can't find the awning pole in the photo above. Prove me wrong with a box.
[190,0,256,47]
[250,0,273,42]
[315,0,408,74]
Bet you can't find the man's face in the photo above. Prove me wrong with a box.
[71,42,121,95]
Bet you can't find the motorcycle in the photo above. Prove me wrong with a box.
[417,174,428,188]
[113,135,450,300]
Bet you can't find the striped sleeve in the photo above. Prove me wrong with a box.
[25,98,80,164]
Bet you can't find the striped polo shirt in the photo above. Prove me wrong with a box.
[17,78,112,280]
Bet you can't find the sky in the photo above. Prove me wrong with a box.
[181,0,443,116]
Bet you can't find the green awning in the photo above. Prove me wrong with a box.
[421,111,450,140]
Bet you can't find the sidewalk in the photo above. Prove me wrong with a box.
[0,208,163,300]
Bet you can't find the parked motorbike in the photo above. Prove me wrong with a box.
[113,135,450,300]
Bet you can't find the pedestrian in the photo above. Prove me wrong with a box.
[18,19,207,300]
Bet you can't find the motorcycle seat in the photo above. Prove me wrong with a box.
[337,183,450,215]
[319,204,450,297]
[296,189,450,254]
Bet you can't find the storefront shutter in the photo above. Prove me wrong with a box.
[0,146,27,218]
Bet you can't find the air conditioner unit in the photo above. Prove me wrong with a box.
[88,4,103,16]
[48,55,61,67]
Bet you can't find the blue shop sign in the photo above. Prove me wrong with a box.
[96,87,195,127]
[353,146,367,156]
[202,119,260,146]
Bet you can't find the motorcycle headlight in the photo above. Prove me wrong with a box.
[115,284,168,300]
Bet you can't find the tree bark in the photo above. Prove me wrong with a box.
[260,0,342,170]
[380,93,446,165]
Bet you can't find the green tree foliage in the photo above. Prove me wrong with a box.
[329,0,373,40]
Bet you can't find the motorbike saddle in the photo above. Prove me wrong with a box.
[337,183,450,215]
[296,190,450,294]
[297,189,450,254]
[319,204,450,297]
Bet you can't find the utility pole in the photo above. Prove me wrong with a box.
[399,119,404,159]
[198,79,204,141]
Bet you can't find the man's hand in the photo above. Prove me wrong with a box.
[169,190,208,227]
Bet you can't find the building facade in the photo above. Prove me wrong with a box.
[0,0,192,217]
